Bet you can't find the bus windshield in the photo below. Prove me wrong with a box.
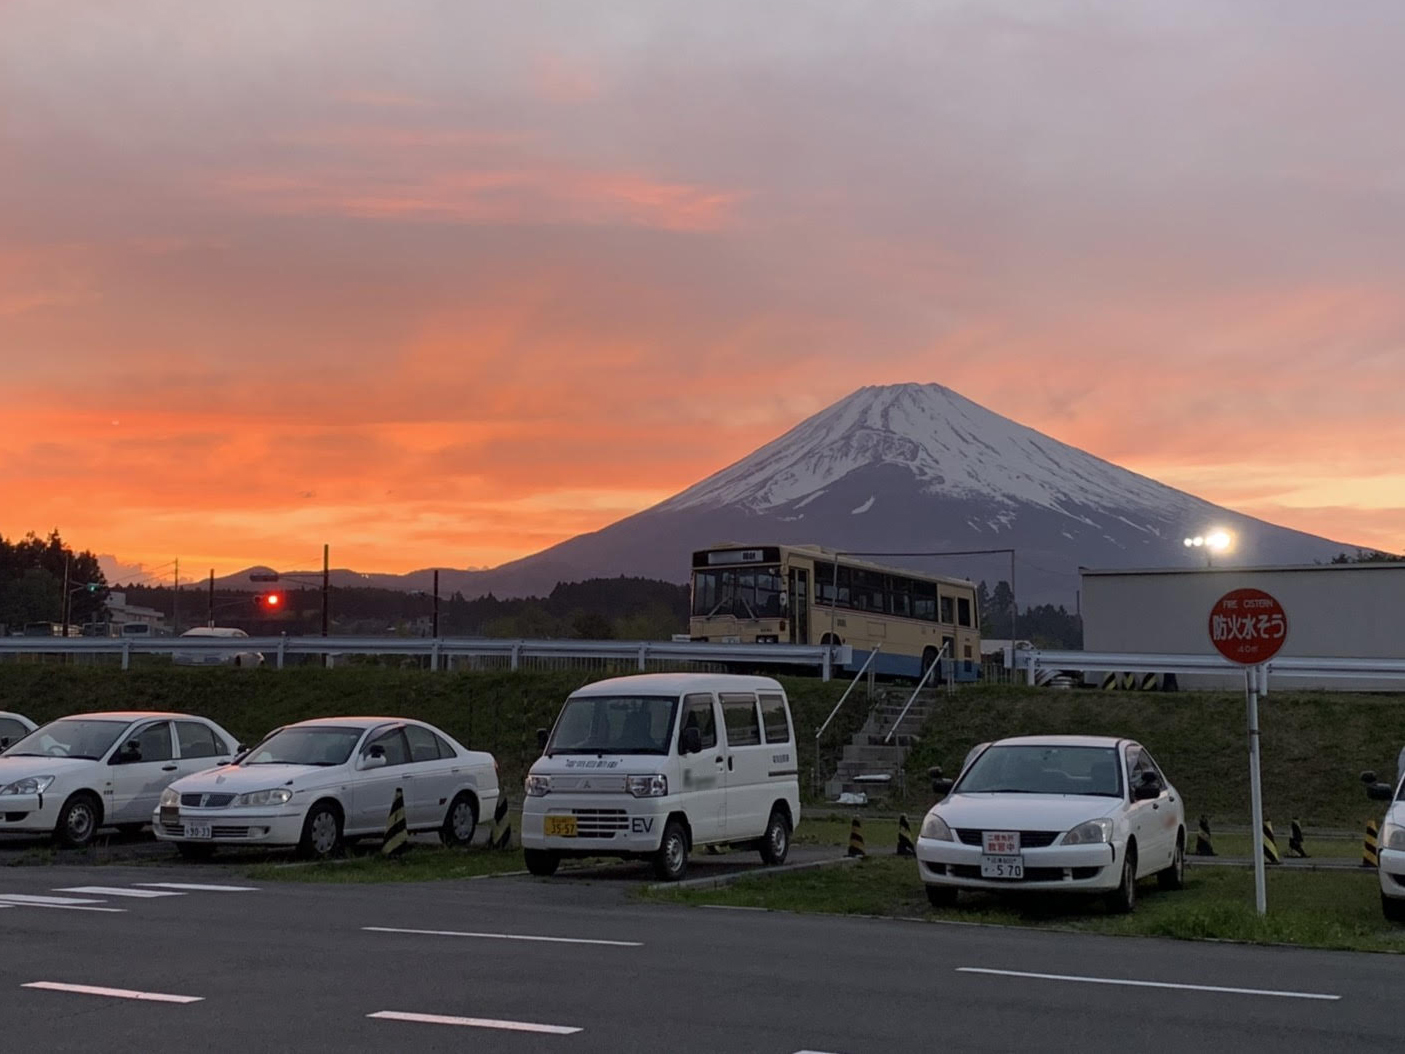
[545,696,679,755]
[692,567,786,619]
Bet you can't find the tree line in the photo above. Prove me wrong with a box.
[0,531,108,634]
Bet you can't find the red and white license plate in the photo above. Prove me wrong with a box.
[983,830,1020,855]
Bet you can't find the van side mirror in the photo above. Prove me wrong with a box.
[1368,782,1395,802]
[680,727,702,755]
[536,728,549,751]
[1362,771,1379,785]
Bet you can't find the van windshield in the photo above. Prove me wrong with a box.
[545,696,679,756]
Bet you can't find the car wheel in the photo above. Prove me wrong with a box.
[1158,833,1186,891]
[1383,893,1405,923]
[54,792,102,849]
[926,884,958,909]
[524,849,560,877]
[440,793,478,847]
[116,823,146,839]
[653,819,689,882]
[176,842,216,861]
[1106,845,1137,914]
[296,802,343,859]
[759,808,791,866]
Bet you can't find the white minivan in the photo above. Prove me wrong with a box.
[521,673,801,881]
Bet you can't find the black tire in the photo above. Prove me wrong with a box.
[759,808,791,866]
[116,823,146,839]
[653,819,689,882]
[296,802,343,859]
[176,842,216,861]
[440,793,478,847]
[1384,893,1405,923]
[926,884,958,908]
[54,792,102,849]
[1106,845,1137,914]
[1158,833,1186,891]
[524,848,560,877]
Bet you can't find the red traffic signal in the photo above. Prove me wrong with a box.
[253,592,284,611]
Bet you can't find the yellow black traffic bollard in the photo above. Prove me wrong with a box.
[1364,820,1380,868]
[1262,820,1281,865]
[490,795,512,850]
[1288,819,1308,859]
[896,814,915,857]
[1194,815,1216,857]
[847,816,866,858]
[382,787,409,857]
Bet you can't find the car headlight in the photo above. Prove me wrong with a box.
[525,774,551,797]
[1062,818,1113,845]
[0,775,55,796]
[232,788,293,807]
[626,774,668,798]
[920,813,953,841]
[1383,822,1405,851]
[159,787,181,807]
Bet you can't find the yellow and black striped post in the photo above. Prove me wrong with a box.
[896,814,915,857]
[1194,815,1216,857]
[1363,820,1380,868]
[1288,819,1308,859]
[490,795,511,850]
[382,787,408,857]
[847,816,866,858]
[1262,820,1281,865]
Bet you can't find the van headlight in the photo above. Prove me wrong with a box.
[0,775,55,796]
[525,774,551,797]
[1063,818,1113,845]
[233,788,293,807]
[159,787,181,807]
[1383,823,1405,851]
[920,813,953,841]
[627,774,668,798]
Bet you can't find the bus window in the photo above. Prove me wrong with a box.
[912,581,936,621]
[958,597,973,627]
[940,595,955,624]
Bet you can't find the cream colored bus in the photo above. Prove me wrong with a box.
[689,544,981,681]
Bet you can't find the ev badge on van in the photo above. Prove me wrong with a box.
[630,817,654,834]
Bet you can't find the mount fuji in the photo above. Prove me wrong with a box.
[331,384,1358,606]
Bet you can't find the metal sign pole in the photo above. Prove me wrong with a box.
[1247,663,1267,915]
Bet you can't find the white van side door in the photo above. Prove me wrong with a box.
[678,693,726,843]
[719,692,769,839]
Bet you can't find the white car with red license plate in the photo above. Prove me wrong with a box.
[916,735,1185,913]
[0,711,238,847]
[153,717,499,859]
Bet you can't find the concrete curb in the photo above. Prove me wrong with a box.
[649,854,857,892]
[1187,857,1367,872]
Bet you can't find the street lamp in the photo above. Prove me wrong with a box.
[1184,529,1234,567]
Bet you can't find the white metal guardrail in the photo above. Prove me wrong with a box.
[1015,649,1405,689]
[0,636,854,679]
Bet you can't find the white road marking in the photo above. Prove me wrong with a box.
[956,967,1342,1001]
[0,901,126,913]
[133,883,258,892]
[363,926,642,947]
[23,982,203,1004]
[55,886,185,898]
[0,893,106,905]
[368,1010,581,1034]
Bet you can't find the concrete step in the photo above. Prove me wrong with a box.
[834,759,903,779]
[841,744,907,763]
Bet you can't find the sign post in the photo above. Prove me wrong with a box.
[1209,588,1288,916]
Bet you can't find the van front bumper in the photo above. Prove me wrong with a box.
[521,795,672,854]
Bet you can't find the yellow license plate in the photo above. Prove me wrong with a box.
[545,815,578,837]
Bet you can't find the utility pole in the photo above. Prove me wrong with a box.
[61,553,71,636]
[432,568,440,638]
[321,544,329,637]
[173,558,180,634]
[208,569,215,628]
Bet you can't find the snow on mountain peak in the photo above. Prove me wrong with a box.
[659,383,1209,518]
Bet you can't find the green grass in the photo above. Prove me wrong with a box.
[646,856,1405,953]
[242,844,528,883]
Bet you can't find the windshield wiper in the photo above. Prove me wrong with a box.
[3,752,46,757]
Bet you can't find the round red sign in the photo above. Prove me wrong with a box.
[1208,588,1288,665]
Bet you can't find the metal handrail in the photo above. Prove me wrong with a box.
[812,644,881,797]
[883,643,947,744]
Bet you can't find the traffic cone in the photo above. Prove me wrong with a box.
[1287,819,1308,859]
[896,814,915,857]
[1262,820,1281,865]
[1194,815,1216,857]
[489,795,512,850]
[1363,820,1380,868]
[847,817,866,858]
[381,787,408,857]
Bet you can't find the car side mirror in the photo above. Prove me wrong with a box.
[536,728,549,751]
[1362,770,1379,785]
[116,740,142,764]
[1134,781,1160,801]
[0,737,8,750]
[680,727,702,755]
[360,752,387,770]
[929,767,953,797]
[1367,782,1395,802]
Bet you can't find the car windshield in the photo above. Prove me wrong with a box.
[243,727,364,766]
[4,718,130,761]
[953,745,1123,797]
[545,696,679,755]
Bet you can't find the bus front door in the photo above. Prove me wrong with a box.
[788,569,809,644]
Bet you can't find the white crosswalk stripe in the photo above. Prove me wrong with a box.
[133,883,258,892]
[55,886,186,899]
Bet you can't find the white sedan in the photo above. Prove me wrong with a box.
[917,735,1186,913]
[1364,768,1405,921]
[0,711,37,751]
[153,717,499,860]
[0,711,240,847]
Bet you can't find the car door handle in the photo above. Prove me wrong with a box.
[161,765,178,772]
[713,756,724,765]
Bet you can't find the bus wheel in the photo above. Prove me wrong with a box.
[820,633,843,647]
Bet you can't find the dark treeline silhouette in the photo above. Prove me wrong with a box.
[0,531,108,633]
[977,579,1082,650]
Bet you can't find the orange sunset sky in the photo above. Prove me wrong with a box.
[2,1,1402,586]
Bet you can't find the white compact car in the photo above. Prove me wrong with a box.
[173,627,264,667]
[153,717,499,859]
[0,711,37,750]
[1364,768,1405,921]
[0,711,240,847]
[521,673,802,881]
[916,735,1185,913]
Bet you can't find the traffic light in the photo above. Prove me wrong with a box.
[253,592,284,612]
[85,582,99,594]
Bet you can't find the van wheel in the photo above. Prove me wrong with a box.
[653,820,689,882]
[525,849,560,877]
[759,808,791,866]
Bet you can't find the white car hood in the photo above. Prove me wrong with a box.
[172,763,334,793]
[530,754,673,778]
[933,793,1123,831]
[0,755,98,782]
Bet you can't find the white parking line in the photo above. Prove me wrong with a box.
[133,883,258,892]
[955,967,1342,1001]
[23,982,203,1004]
[368,1010,581,1034]
[363,926,642,947]
[55,886,186,899]
[0,894,126,913]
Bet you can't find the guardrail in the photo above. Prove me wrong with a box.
[0,636,854,679]
[1013,649,1405,690]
